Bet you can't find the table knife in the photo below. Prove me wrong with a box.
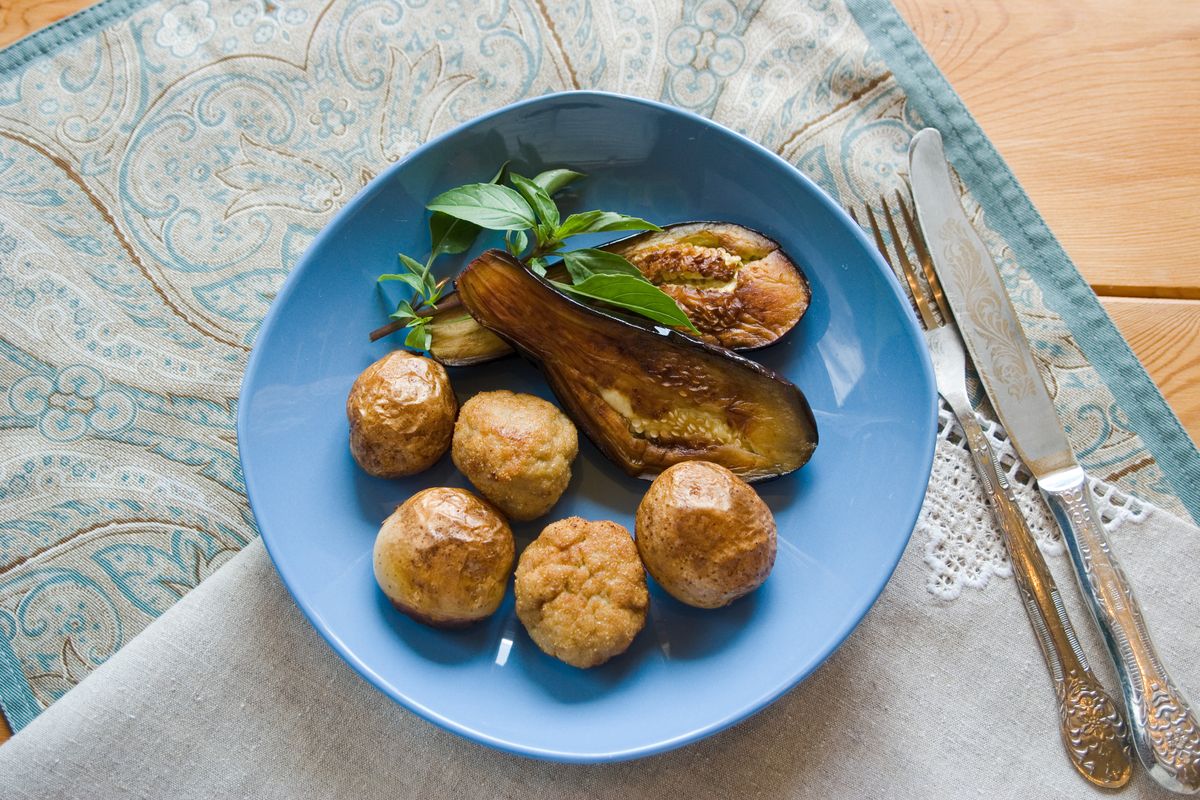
[909,127,1200,794]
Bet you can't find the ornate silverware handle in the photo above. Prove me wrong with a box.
[953,409,1131,787]
[1041,466,1200,794]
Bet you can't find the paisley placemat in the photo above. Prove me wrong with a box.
[0,0,1196,734]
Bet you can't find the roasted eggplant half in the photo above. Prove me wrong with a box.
[456,250,817,481]
[597,222,810,350]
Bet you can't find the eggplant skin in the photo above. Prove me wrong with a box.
[457,250,817,482]
[600,222,810,350]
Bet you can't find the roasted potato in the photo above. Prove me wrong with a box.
[347,350,457,477]
[514,517,648,668]
[373,487,514,627]
[452,390,578,521]
[635,461,776,608]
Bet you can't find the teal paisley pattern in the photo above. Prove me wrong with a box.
[0,0,1185,729]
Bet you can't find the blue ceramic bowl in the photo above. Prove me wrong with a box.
[238,91,937,762]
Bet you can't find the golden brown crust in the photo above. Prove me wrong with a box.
[606,222,810,349]
[452,391,578,521]
[373,487,514,628]
[634,461,776,609]
[347,351,457,477]
[514,517,648,668]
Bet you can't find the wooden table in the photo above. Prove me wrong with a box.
[0,0,1197,746]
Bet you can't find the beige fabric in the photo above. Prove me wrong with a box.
[1,445,1195,798]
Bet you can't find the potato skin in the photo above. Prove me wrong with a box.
[452,390,578,521]
[514,517,648,668]
[347,351,457,477]
[373,487,514,627]
[635,461,776,608]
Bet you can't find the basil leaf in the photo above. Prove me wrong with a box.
[531,168,585,196]
[509,172,560,229]
[551,275,698,333]
[527,257,548,277]
[378,272,428,296]
[404,322,431,351]
[560,248,647,283]
[555,210,661,239]
[426,163,509,259]
[389,299,418,321]
[427,183,536,230]
[489,161,510,184]
[428,212,479,258]
[512,228,528,255]
[397,252,426,276]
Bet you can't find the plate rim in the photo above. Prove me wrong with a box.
[236,89,938,763]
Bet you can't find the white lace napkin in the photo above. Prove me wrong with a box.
[922,400,1147,600]
[0,406,1195,799]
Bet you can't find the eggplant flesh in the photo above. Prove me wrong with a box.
[599,222,811,350]
[456,250,817,481]
[427,303,514,366]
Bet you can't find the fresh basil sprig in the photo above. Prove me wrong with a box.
[430,169,698,334]
[375,164,699,347]
[377,163,509,348]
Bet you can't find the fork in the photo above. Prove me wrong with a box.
[853,192,1133,789]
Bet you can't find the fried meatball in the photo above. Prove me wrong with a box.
[452,390,578,521]
[374,487,514,627]
[514,517,648,668]
[635,461,776,608]
[347,351,457,477]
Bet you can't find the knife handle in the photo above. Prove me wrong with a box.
[1041,467,1200,794]
[953,409,1131,787]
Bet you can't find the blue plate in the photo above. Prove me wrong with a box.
[237,91,937,762]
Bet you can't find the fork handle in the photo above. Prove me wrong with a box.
[1041,467,1200,793]
[951,407,1132,787]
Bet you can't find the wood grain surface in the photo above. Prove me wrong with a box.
[892,0,1200,299]
[1103,297,1200,443]
[0,0,1198,745]
[0,0,86,46]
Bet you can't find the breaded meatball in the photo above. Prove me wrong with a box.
[347,351,457,477]
[635,461,776,608]
[374,487,514,627]
[452,390,578,521]
[514,517,648,668]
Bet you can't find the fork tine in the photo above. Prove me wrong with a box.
[878,197,938,330]
[847,207,863,234]
[861,206,892,270]
[895,190,952,324]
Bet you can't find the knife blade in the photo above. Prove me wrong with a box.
[909,127,1200,795]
